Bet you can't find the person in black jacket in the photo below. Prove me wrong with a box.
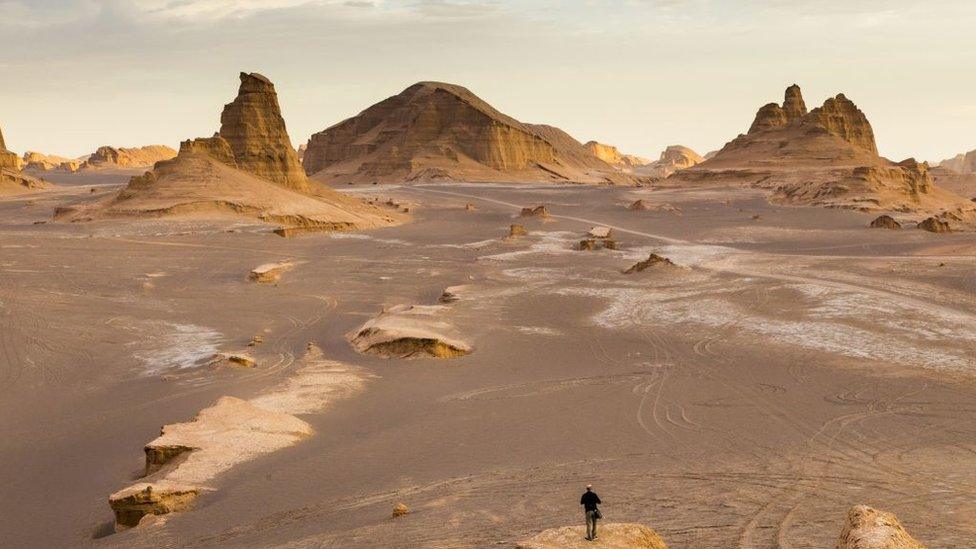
[580,484,602,540]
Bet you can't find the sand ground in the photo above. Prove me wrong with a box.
[0,179,974,548]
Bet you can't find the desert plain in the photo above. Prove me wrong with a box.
[1,174,975,547]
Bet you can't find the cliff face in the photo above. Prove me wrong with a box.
[218,72,310,192]
[938,149,976,173]
[303,82,633,185]
[807,93,878,155]
[0,124,21,171]
[81,145,177,169]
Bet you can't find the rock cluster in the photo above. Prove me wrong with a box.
[835,505,925,549]
[81,145,176,169]
[672,84,976,227]
[302,81,633,185]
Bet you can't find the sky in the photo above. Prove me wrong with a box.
[1,0,974,162]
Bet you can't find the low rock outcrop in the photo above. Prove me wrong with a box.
[303,81,634,185]
[347,304,471,358]
[624,253,675,273]
[869,215,901,229]
[835,505,925,549]
[521,205,550,218]
[517,523,668,549]
[80,145,176,169]
[108,482,200,531]
[249,260,294,283]
[627,199,681,214]
[23,151,75,171]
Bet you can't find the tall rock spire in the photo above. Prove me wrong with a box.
[218,72,310,193]
[783,84,807,121]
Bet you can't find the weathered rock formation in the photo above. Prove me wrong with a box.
[249,260,295,283]
[517,523,668,549]
[628,199,681,214]
[109,482,200,531]
[635,145,703,178]
[303,82,634,185]
[347,304,471,358]
[521,205,550,218]
[670,85,975,226]
[869,215,901,229]
[625,253,675,273]
[584,141,650,169]
[22,151,75,171]
[917,217,951,233]
[57,73,404,231]
[1,125,50,195]
[507,223,528,239]
[391,503,410,518]
[81,145,176,169]
[938,148,976,174]
[835,505,925,549]
[218,73,311,193]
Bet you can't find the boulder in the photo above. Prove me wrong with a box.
[588,226,613,239]
[517,523,668,549]
[916,217,951,233]
[392,502,410,518]
[218,72,310,192]
[869,215,901,229]
[835,505,925,549]
[508,224,529,237]
[347,304,471,358]
[624,253,675,273]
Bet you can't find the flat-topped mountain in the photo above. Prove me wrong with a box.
[303,81,634,185]
[58,73,403,231]
[671,84,976,227]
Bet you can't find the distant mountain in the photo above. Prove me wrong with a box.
[303,82,634,185]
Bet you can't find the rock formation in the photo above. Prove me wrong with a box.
[869,215,901,229]
[57,73,404,232]
[303,82,634,185]
[917,217,951,233]
[22,151,75,171]
[628,199,681,214]
[584,141,650,169]
[670,85,976,226]
[517,523,668,549]
[80,145,176,169]
[835,505,925,549]
[635,145,703,178]
[391,503,410,518]
[1,125,50,195]
[249,260,295,283]
[218,73,311,193]
[109,482,200,531]
[938,148,976,174]
[625,253,675,273]
[507,223,528,239]
[347,304,471,358]
[521,205,550,218]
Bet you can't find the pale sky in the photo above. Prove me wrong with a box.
[1,0,974,162]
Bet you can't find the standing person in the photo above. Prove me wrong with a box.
[580,484,602,541]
